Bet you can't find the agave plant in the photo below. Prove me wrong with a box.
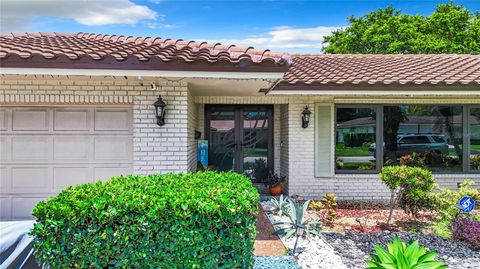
[273,196,321,254]
[269,194,291,216]
[365,236,447,269]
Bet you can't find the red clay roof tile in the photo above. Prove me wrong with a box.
[1,33,479,87]
[0,32,290,72]
[275,54,480,89]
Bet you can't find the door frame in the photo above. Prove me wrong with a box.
[204,104,274,179]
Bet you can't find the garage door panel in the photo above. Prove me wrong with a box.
[11,136,50,161]
[0,167,9,192]
[0,109,8,131]
[94,137,132,161]
[54,109,90,131]
[0,197,12,220]
[94,166,131,182]
[12,108,49,131]
[12,167,51,193]
[12,196,47,220]
[1,106,133,220]
[54,136,91,161]
[95,109,131,131]
[0,136,8,161]
[54,167,92,191]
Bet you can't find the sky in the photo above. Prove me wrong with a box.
[1,0,479,53]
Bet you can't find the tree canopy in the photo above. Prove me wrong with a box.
[322,3,480,54]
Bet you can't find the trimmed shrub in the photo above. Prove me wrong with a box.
[31,172,259,268]
[430,179,480,221]
[380,165,436,215]
[451,216,480,250]
[379,166,436,225]
[471,154,480,170]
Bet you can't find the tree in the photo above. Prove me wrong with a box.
[323,3,480,54]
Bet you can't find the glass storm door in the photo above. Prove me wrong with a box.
[205,105,273,183]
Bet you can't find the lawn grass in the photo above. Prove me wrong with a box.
[470,145,480,152]
[336,146,370,156]
[338,162,375,170]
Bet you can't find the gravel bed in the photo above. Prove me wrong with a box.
[254,256,301,269]
[261,201,348,269]
[324,231,480,269]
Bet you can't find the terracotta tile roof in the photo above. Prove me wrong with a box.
[276,54,480,89]
[0,33,291,72]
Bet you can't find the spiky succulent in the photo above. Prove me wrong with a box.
[269,194,291,216]
[273,198,321,254]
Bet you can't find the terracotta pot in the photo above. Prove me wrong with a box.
[268,183,283,196]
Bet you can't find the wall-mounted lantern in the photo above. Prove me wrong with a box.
[301,106,311,128]
[153,95,166,126]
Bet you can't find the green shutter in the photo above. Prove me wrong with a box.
[315,104,334,177]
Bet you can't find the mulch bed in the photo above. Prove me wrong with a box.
[307,200,439,233]
[254,207,286,256]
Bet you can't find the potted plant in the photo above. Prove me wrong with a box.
[265,172,285,196]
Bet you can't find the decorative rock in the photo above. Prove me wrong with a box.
[254,256,301,269]
[262,201,348,269]
[324,231,480,269]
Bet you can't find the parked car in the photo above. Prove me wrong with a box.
[369,134,449,157]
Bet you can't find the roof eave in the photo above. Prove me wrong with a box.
[0,58,290,73]
[269,83,480,96]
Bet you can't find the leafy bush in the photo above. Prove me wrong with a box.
[451,216,480,250]
[430,179,480,221]
[399,152,426,168]
[31,172,259,269]
[309,193,337,225]
[379,166,436,224]
[433,219,452,238]
[365,236,447,269]
[358,162,376,170]
[471,154,480,170]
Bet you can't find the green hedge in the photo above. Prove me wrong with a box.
[31,172,259,269]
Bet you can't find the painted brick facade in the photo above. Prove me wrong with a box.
[193,95,480,200]
[1,77,478,200]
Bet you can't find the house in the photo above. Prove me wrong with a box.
[0,33,479,220]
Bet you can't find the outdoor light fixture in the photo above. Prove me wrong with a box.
[153,95,166,126]
[301,106,311,128]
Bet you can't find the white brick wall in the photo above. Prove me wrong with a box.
[0,76,193,174]
[194,95,480,200]
[2,77,478,200]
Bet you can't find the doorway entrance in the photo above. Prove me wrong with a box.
[205,105,273,183]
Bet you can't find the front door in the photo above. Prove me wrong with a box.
[205,105,273,183]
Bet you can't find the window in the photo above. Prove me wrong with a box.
[333,104,477,174]
[470,107,480,171]
[383,105,463,172]
[335,107,377,172]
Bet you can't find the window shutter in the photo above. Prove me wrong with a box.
[315,104,334,177]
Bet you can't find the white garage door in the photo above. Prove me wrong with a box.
[0,106,133,220]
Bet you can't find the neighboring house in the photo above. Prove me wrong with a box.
[0,33,479,220]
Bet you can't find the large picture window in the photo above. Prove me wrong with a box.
[470,107,480,171]
[334,104,477,174]
[336,107,377,172]
[383,105,463,172]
